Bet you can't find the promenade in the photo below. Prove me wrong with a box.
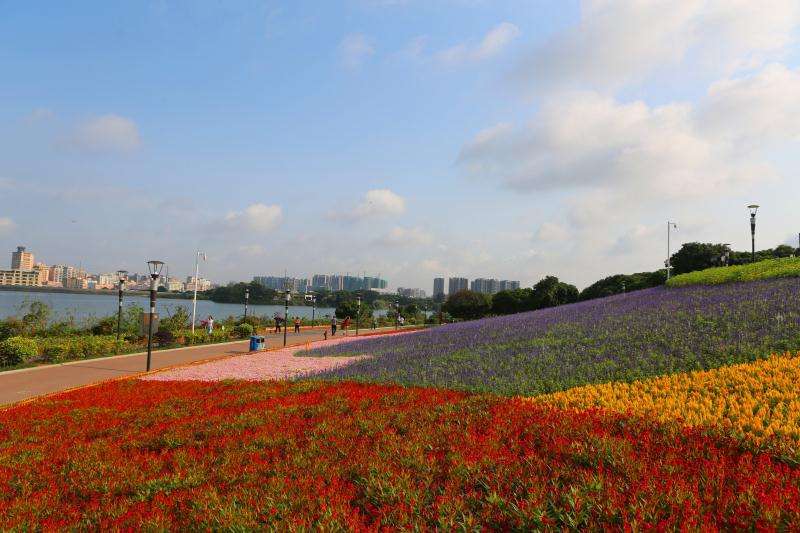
[0,326,397,407]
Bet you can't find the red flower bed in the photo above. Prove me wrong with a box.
[1,380,799,530]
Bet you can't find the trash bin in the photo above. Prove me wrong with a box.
[249,335,265,352]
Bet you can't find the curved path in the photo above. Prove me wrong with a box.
[0,327,408,406]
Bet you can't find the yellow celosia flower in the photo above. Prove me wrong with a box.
[534,353,800,446]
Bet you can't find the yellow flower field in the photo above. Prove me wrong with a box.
[536,353,800,446]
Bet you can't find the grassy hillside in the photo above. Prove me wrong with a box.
[301,278,800,395]
[667,257,800,287]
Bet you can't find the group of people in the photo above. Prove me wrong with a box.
[272,312,303,334]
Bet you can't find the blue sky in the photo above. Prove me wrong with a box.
[1,1,799,290]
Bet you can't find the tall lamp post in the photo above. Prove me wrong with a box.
[190,251,206,335]
[305,292,316,327]
[146,260,164,372]
[356,295,362,336]
[244,289,249,321]
[748,204,760,263]
[394,302,399,331]
[283,289,290,347]
[115,270,128,347]
[665,221,678,280]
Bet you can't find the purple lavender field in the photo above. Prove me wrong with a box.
[301,278,800,395]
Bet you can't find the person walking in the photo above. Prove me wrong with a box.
[398,315,405,328]
[294,317,301,334]
[342,316,351,336]
[273,312,281,334]
[330,316,338,336]
[206,315,214,334]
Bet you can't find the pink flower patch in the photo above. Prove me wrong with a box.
[142,335,375,382]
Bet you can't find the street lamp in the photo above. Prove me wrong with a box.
[394,302,399,331]
[748,204,760,263]
[146,260,165,372]
[665,221,678,280]
[244,289,249,321]
[305,292,317,327]
[115,270,128,347]
[356,295,362,336]
[190,251,206,336]
[283,289,291,347]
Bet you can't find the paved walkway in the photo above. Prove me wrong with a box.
[0,326,404,407]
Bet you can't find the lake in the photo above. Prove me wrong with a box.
[0,289,341,325]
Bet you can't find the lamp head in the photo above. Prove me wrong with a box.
[285,289,291,302]
[117,270,128,281]
[147,260,165,279]
[748,204,760,216]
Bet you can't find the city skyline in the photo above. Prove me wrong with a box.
[1,2,799,290]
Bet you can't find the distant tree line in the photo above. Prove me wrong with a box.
[441,242,800,321]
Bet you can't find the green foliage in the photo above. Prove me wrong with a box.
[233,323,254,338]
[91,316,117,335]
[579,271,667,301]
[335,299,373,323]
[37,335,123,362]
[154,330,176,346]
[670,243,732,274]
[207,282,277,304]
[444,291,492,320]
[0,336,39,366]
[530,276,579,309]
[159,307,190,334]
[666,257,800,287]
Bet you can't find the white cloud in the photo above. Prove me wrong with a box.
[373,226,433,247]
[339,33,375,69]
[71,114,141,153]
[237,244,267,255]
[437,22,520,65]
[330,189,406,221]
[223,203,283,233]
[535,222,570,243]
[0,217,15,235]
[512,0,800,92]
[460,64,800,201]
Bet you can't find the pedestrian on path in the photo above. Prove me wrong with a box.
[273,312,281,333]
[294,317,301,334]
[330,316,337,336]
[342,316,351,336]
[206,316,214,334]
[398,315,405,328]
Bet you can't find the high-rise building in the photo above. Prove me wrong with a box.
[433,278,445,297]
[0,269,40,287]
[312,274,330,290]
[448,277,468,294]
[498,280,520,291]
[11,246,34,271]
[398,287,426,299]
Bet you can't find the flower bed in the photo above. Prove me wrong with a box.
[2,380,800,529]
[537,352,800,448]
[302,278,800,395]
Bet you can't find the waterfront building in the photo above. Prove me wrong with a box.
[185,276,212,292]
[11,246,34,271]
[0,269,41,287]
[448,277,468,294]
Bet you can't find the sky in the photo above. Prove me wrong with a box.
[1,0,799,291]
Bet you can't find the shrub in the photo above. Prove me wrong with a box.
[234,323,254,338]
[0,336,39,366]
[443,290,492,320]
[667,257,800,287]
[91,316,117,335]
[154,330,175,346]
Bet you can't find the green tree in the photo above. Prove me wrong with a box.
[335,299,373,324]
[531,276,579,309]
[670,243,732,274]
[579,271,667,301]
[443,290,492,320]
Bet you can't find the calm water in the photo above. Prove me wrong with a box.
[0,290,339,325]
